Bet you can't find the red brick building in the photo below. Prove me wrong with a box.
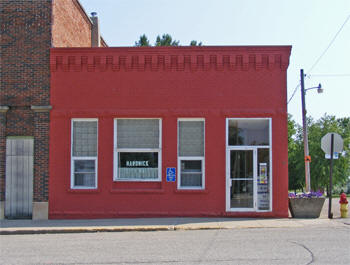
[49,46,291,218]
[0,0,106,219]
[1,0,292,219]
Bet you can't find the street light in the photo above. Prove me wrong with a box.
[300,69,323,193]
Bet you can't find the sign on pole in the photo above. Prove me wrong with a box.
[321,133,343,155]
[325,153,339,159]
[321,132,343,219]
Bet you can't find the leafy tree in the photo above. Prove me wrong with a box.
[135,34,150,47]
[190,40,202,46]
[155,34,179,46]
[308,115,350,191]
[288,114,350,193]
[134,34,203,47]
[288,114,304,192]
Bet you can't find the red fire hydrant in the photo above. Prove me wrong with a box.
[339,193,348,218]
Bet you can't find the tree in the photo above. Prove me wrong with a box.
[308,115,350,191]
[288,114,350,192]
[288,114,304,192]
[134,34,202,47]
[135,34,150,47]
[190,40,202,46]
[155,34,179,46]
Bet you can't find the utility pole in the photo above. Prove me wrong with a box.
[300,69,311,193]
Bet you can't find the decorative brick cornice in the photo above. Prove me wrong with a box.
[31,105,52,112]
[50,46,291,72]
[0,106,9,113]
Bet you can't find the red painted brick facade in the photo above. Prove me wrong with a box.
[0,0,103,213]
[50,46,291,219]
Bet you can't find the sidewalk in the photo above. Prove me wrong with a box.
[1,199,348,235]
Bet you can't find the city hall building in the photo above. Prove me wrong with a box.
[49,46,291,218]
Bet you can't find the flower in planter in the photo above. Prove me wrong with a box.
[288,190,326,218]
[288,190,324,198]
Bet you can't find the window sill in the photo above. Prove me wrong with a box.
[67,188,100,194]
[113,179,162,182]
[174,189,208,194]
[109,189,165,194]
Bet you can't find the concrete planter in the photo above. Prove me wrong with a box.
[289,197,325,218]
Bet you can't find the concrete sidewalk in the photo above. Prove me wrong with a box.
[1,217,349,235]
[1,199,349,235]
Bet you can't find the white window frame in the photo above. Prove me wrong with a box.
[70,118,98,189]
[225,118,272,212]
[177,118,205,190]
[114,118,162,182]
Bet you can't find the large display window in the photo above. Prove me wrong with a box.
[114,119,161,181]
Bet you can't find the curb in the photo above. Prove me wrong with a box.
[1,225,231,235]
[1,218,349,235]
[0,226,175,235]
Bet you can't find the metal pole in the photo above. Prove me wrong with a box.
[328,133,334,219]
[301,69,311,192]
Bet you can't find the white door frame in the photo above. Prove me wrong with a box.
[225,117,273,213]
[226,147,257,212]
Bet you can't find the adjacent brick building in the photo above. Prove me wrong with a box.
[0,0,106,219]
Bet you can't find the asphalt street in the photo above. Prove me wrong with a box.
[1,226,349,265]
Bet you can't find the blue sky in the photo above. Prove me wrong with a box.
[80,0,350,124]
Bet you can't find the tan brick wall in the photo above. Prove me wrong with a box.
[52,0,91,47]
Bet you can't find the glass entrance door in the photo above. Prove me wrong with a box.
[228,149,256,210]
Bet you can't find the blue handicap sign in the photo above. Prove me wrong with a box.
[166,167,176,182]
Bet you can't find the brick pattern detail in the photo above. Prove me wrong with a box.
[5,109,34,136]
[0,113,6,201]
[51,47,291,72]
[52,0,92,47]
[33,111,50,202]
[0,0,51,107]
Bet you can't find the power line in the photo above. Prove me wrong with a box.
[287,83,300,105]
[288,14,350,104]
[306,14,350,74]
[309,74,350,77]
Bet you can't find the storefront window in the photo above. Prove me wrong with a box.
[257,148,270,210]
[118,152,158,180]
[178,119,205,189]
[228,119,269,146]
[114,119,161,181]
[71,119,98,189]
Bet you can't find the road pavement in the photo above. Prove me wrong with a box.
[1,226,349,265]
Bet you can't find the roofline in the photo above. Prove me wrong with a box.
[75,0,108,46]
[51,45,292,53]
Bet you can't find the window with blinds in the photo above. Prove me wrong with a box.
[178,119,205,189]
[115,119,161,181]
[71,119,98,189]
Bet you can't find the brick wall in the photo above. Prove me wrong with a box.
[0,0,104,213]
[0,0,51,107]
[0,0,52,204]
[52,0,92,47]
[33,111,50,202]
